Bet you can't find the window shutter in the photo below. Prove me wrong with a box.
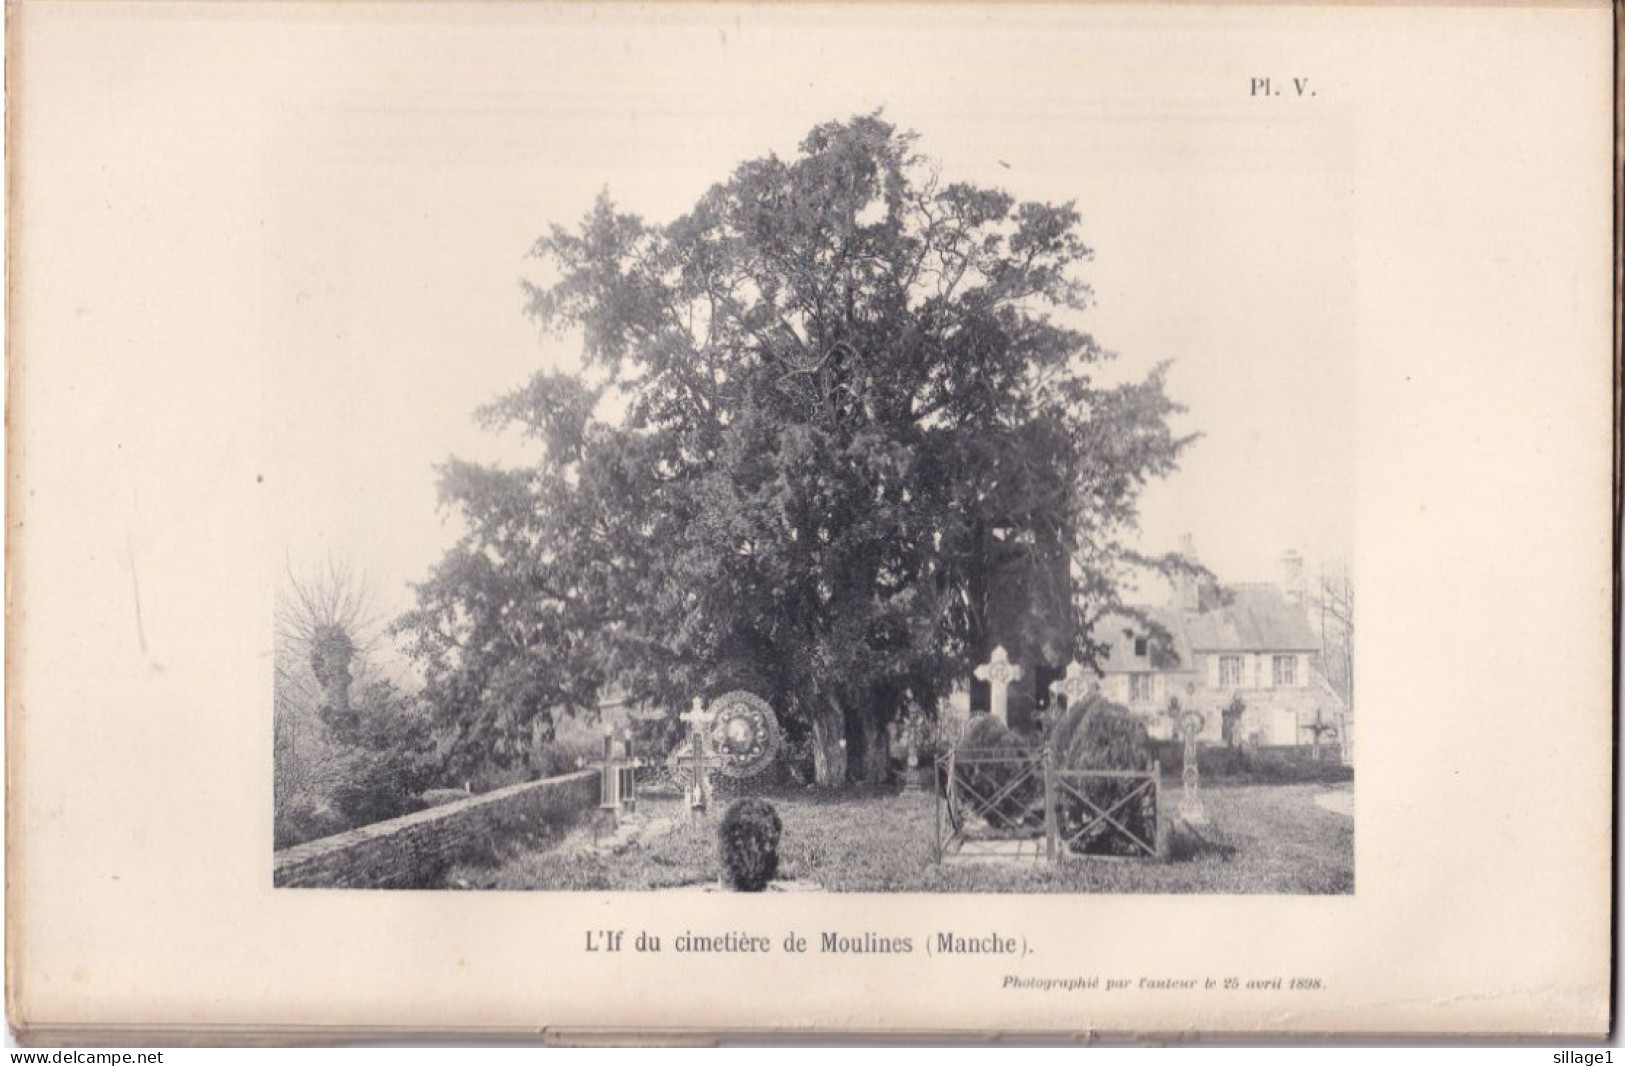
[1261,654,1274,689]
[1207,655,1219,688]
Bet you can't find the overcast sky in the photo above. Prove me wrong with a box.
[255,6,1356,634]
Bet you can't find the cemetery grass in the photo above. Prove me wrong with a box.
[464,782,1352,894]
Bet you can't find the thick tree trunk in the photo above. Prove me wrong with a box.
[811,697,847,787]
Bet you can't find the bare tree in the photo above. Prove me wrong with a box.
[1312,563,1354,765]
[1314,564,1354,710]
[276,558,382,734]
[273,558,388,845]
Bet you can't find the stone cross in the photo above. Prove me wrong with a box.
[1049,662,1094,712]
[1177,709,1209,825]
[974,646,1024,725]
[678,698,721,816]
[595,730,620,811]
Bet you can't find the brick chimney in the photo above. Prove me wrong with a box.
[1278,549,1305,605]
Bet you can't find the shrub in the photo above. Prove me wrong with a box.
[273,802,345,850]
[947,714,1044,832]
[532,727,612,780]
[1247,751,1353,785]
[1051,693,1152,771]
[957,711,1033,754]
[328,750,429,828]
[1150,740,1254,780]
[1197,745,1254,779]
[718,798,782,891]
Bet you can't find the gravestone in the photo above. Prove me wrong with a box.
[1042,660,1095,737]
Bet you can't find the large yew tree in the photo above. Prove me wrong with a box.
[397,115,1193,785]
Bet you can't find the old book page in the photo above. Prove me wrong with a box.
[5,0,1613,1042]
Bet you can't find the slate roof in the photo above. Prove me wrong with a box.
[1094,583,1321,674]
[1182,584,1320,652]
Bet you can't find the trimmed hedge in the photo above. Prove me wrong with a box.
[1152,741,1353,785]
[1050,693,1152,771]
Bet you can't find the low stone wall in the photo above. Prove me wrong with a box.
[274,769,599,889]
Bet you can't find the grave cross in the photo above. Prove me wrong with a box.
[974,646,1024,725]
[1303,707,1339,763]
[1177,709,1209,825]
[585,727,645,821]
[1049,662,1095,712]
[898,708,931,790]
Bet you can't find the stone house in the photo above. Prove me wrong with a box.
[1091,551,1348,750]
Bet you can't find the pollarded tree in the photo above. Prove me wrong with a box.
[275,561,441,845]
[277,558,377,737]
[397,114,1194,786]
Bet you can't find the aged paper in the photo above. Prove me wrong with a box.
[5,0,1613,1041]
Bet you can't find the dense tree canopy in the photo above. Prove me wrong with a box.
[396,115,1194,785]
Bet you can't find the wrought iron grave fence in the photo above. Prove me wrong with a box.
[935,748,1163,862]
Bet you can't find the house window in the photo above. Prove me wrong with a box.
[1130,673,1154,703]
[1219,655,1245,687]
[1134,637,1148,658]
[1273,655,1298,687]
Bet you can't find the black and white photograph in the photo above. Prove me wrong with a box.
[7,0,1610,1042]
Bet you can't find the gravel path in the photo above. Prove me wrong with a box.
[1313,787,1354,818]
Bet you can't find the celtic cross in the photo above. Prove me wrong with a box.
[974,646,1023,725]
[1177,709,1209,825]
